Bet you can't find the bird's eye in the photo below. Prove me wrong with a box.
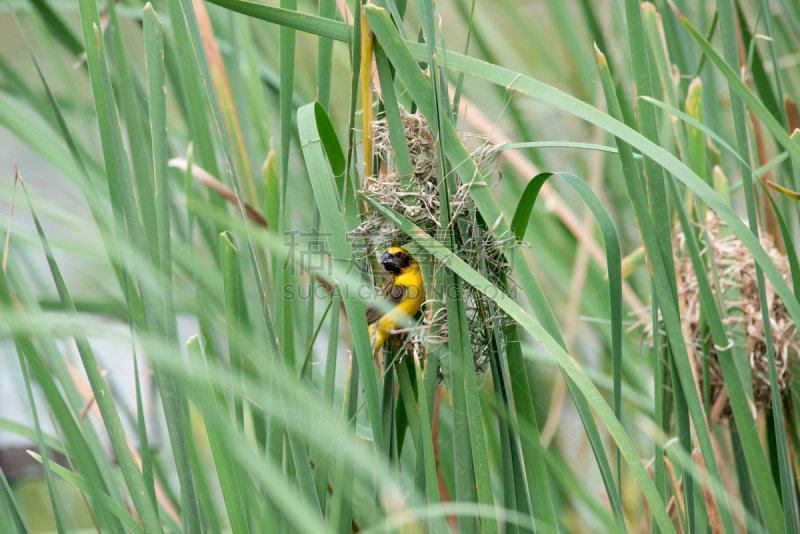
[395,252,402,258]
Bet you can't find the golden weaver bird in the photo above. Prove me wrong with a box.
[366,247,426,357]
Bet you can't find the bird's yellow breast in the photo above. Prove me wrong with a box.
[370,264,425,351]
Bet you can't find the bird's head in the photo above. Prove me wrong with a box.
[380,247,416,276]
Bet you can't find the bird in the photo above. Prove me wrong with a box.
[365,247,426,358]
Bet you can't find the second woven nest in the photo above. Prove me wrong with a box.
[636,211,798,420]
[349,105,514,376]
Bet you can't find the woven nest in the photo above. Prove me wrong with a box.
[634,211,798,419]
[349,106,514,377]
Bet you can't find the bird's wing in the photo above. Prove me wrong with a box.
[365,277,407,325]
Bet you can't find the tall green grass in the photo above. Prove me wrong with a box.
[1,0,800,533]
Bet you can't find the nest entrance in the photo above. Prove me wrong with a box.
[635,212,798,419]
[350,106,515,377]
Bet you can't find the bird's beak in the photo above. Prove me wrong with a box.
[379,251,397,269]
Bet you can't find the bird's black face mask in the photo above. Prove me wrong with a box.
[380,250,411,275]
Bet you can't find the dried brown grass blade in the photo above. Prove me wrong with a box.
[4,163,20,275]
[361,6,374,183]
[664,456,686,534]
[693,448,723,534]
[191,0,258,209]
[786,96,800,133]
[170,158,268,228]
[769,179,800,200]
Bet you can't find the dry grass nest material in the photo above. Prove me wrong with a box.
[349,106,515,377]
[635,211,798,419]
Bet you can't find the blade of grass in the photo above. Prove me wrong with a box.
[361,5,374,181]
[186,336,249,534]
[576,0,636,126]
[142,17,174,509]
[0,465,28,534]
[279,0,296,195]
[450,0,475,112]
[317,0,336,111]
[643,2,689,161]
[443,267,479,533]
[182,400,222,534]
[410,352,447,534]
[508,170,625,524]
[330,356,360,534]
[314,294,339,514]
[485,330,521,534]
[684,77,713,529]
[458,289,499,534]
[237,15,273,162]
[165,0,227,248]
[194,0,258,208]
[263,146,280,240]
[651,289,668,528]
[374,43,415,201]
[204,0,351,40]
[624,0,677,302]
[108,0,159,268]
[477,141,637,157]
[685,79,707,183]
[12,323,67,534]
[510,174,551,240]
[343,0,363,217]
[220,230,246,443]
[639,97,747,168]
[395,353,419,446]
[669,354,695,533]
[381,346,397,466]
[762,184,800,318]
[300,297,334,378]
[28,0,82,55]
[501,319,553,529]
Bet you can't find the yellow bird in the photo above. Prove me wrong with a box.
[366,247,426,357]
